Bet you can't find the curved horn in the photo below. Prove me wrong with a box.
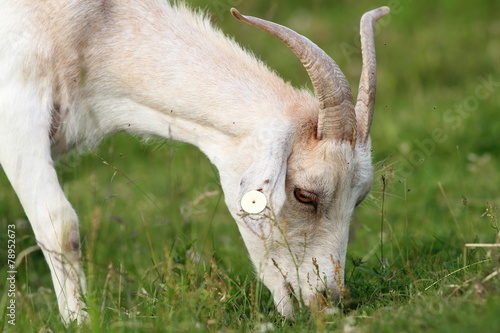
[355,7,390,144]
[231,8,356,144]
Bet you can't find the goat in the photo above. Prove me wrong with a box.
[0,0,389,323]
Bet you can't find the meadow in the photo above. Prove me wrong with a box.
[1,0,499,331]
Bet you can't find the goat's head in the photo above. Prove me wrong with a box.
[228,7,389,317]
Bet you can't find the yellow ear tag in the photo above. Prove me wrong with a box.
[241,190,267,214]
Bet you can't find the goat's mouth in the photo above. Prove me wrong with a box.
[312,289,338,311]
[284,282,339,314]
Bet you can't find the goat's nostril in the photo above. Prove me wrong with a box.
[319,289,330,302]
[316,289,340,306]
[285,282,301,309]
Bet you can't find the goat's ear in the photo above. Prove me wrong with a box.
[237,124,294,238]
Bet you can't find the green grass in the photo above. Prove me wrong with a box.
[1,0,500,331]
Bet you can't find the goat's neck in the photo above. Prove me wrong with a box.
[51,1,317,181]
[72,4,316,157]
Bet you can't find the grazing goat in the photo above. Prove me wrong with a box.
[0,0,389,323]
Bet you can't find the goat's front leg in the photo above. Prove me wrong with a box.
[0,97,88,324]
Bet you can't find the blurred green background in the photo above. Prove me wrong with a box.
[1,0,499,331]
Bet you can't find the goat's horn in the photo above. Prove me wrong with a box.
[355,7,390,144]
[231,8,356,144]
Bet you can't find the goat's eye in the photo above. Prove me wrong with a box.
[293,188,318,208]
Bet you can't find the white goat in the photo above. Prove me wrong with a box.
[0,0,389,323]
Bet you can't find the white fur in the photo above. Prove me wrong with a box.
[0,0,374,323]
